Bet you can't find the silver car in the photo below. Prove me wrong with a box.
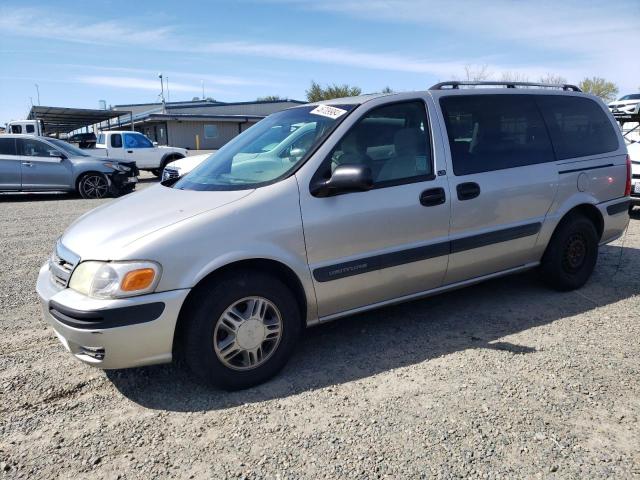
[36,82,631,389]
[0,134,138,198]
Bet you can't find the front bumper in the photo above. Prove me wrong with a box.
[107,161,139,195]
[36,262,190,369]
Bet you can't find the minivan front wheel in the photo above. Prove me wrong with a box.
[78,173,110,199]
[182,271,301,390]
[540,214,598,291]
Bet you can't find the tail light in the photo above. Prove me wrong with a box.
[625,154,631,196]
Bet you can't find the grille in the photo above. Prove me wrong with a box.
[49,242,79,289]
[162,168,180,181]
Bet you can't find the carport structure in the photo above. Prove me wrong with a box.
[27,106,133,136]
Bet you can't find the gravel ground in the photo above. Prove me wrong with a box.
[1,175,639,479]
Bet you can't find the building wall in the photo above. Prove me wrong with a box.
[166,120,259,149]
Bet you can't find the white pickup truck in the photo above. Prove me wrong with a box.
[93,131,187,176]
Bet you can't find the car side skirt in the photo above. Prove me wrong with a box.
[315,262,540,324]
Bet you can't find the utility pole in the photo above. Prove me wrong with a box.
[34,84,40,105]
[158,73,166,113]
[166,77,170,103]
[201,80,205,100]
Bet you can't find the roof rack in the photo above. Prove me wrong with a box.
[429,81,581,92]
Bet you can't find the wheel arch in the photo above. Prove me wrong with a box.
[172,257,309,356]
[560,203,604,240]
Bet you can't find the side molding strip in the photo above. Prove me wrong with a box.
[313,222,542,282]
[558,163,614,174]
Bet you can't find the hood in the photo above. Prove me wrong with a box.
[158,145,188,154]
[168,153,211,172]
[609,99,640,107]
[61,184,253,259]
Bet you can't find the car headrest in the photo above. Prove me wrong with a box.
[394,128,424,157]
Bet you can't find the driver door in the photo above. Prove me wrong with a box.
[17,138,71,190]
[123,133,157,169]
[298,99,451,318]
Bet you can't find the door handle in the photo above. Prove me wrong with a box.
[21,161,34,167]
[456,182,480,201]
[127,150,134,153]
[419,187,446,207]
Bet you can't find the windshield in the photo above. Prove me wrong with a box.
[620,94,640,101]
[173,104,356,191]
[47,138,90,157]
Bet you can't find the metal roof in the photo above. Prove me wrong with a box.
[27,106,132,134]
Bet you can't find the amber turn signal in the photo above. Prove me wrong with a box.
[121,268,156,292]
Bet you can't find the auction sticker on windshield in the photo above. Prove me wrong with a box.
[309,105,347,120]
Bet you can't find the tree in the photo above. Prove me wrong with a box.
[257,95,283,101]
[501,71,529,82]
[464,64,491,81]
[539,74,567,85]
[578,77,619,102]
[380,86,394,94]
[306,81,362,102]
[191,96,200,101]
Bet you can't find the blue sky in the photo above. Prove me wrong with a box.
[1,0,638,124]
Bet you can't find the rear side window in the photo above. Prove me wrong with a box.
[440,95,554,176]
[0,138,16,155]
[110,134,122,148]
[536,96,618,160]
[10,125,22,134]
[26,124,35,133]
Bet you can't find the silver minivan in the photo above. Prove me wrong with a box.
[36,82,631,389]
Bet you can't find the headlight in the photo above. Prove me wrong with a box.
[69,261,161,299]
[103,162,130,172]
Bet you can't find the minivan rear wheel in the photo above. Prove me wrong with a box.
[540,214,598,291]
[182,271,301,390]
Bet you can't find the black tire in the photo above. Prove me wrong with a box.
[181,270,301,390]
[77,172,110,199]
[629,204,634,214]
[540,213,599,291]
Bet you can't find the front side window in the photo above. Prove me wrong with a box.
[0,138,16,155]
[26,124,35,133]
[174,104,356,191]
[326,100,433,186]
[97,134,105,145]
[440,95,555,176]
[110,134,122,148]
[124,133,153,148]
[10,125,22,134]
[17,138,57,157]
[536,96,619,159]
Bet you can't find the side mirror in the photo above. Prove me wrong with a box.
[153,141,158,147]
[310,164,373,197]
[49,150,65,159]
[289,147,305,159]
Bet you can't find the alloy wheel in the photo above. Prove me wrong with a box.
[213,296,283,371]
[80,174,109,199]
